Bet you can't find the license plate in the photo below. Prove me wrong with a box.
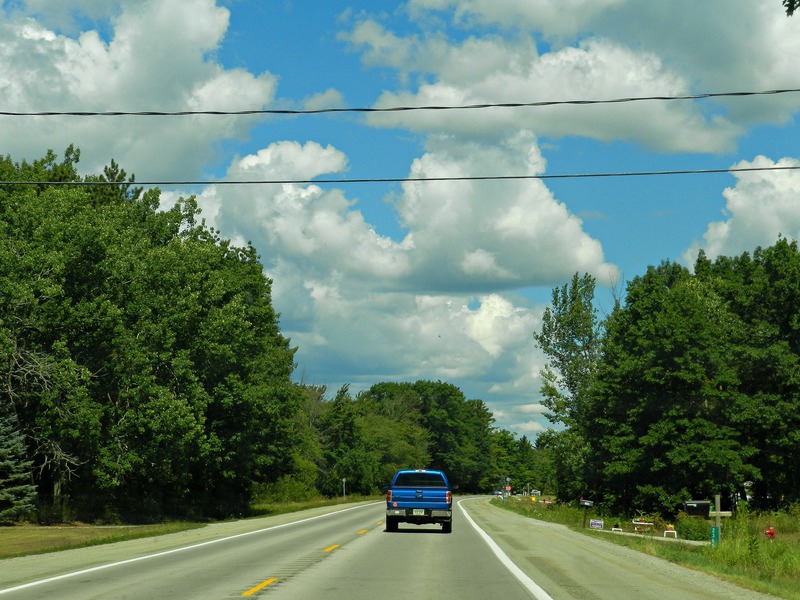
[412,509,425,516]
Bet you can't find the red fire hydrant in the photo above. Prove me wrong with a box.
[765,526,776,541]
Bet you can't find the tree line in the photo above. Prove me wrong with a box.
[0,149,541,523]
[279,381,544,501]
[9,147,794,524]
[536,243,800,516]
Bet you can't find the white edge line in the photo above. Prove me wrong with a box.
[458,498,555,600]
[0,502,383,595]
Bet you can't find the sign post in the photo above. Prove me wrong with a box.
[708,494,733,547]
[710,526,719,548]
[580,499,594,528]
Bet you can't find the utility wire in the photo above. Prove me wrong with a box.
[3,164,799,187]
[2,87,797,186]
[2,88,800,117]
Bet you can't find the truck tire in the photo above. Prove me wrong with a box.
[442,520,452,533]
[386,516,399,532]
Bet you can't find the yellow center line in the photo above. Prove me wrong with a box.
[242,577,278,596]
[358,529,368,535]
[323,544,340,553]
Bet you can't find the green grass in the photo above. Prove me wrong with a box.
[249,494,379,517]
[496,497,800,600]
[0,496,380,560]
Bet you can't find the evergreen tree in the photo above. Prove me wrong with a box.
[0,400,36,522]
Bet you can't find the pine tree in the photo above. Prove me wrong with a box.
[0,401,37,522]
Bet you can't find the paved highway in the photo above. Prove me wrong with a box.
[0,498,779,599]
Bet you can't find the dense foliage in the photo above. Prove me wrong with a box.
[537,240,800,516]
[0,149,542,522]
[13,147,799,524]
[267,380,541,499]
[1,148,301,521]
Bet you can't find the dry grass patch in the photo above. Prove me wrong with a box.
[0,522,202,559]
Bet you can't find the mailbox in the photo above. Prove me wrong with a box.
[579,499,594,507]
[683,500,710,517]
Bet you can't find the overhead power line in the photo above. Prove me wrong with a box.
[2,88,800,117]
[3,164,799,187]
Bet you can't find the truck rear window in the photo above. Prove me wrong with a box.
[393,472,447,488]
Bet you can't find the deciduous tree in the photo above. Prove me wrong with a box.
[591,262,756,514]
[533,273,601,501]
[1,149,300,520]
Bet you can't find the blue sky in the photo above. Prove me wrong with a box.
[2,0,800,435]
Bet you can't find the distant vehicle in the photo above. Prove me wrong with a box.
[385,469,453,533]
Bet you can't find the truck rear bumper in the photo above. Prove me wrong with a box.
[386,508,452,523]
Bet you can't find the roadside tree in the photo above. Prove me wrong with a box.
[0,399,36,522]
[590,262,756,514]
[533,273,602,501]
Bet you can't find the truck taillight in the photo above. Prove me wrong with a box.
[387,490,392,502]
[446,491,452,504]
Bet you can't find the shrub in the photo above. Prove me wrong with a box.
[676,511,711,541]
[251,476,318,504]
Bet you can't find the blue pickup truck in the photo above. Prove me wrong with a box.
[385,469,453,533]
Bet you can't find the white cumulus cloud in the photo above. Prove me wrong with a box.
[684,156,800,264]
[0,0,277,179]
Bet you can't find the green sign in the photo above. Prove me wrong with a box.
[710,526,720,548]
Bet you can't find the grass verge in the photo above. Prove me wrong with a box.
[0,521,205,559]
[0,496,379,560]
[495,497,800,600]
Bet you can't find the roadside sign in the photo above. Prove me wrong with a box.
[710,526,719,548]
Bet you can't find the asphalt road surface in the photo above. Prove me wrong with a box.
[0,497,780,600]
